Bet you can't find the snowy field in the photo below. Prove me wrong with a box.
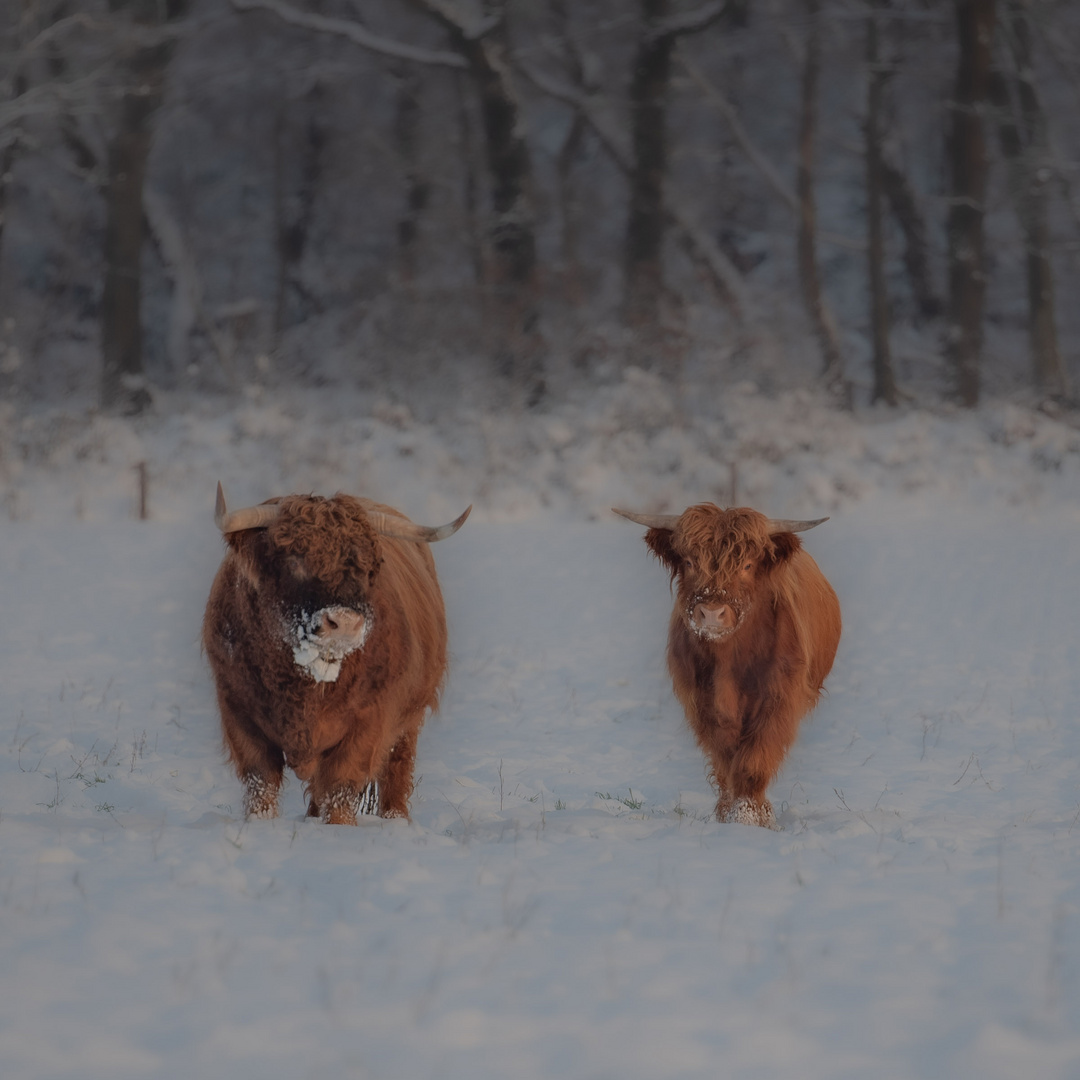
[1,379,1079,1079]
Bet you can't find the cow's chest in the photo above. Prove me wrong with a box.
[689,647,767,719]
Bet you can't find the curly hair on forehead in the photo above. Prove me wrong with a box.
[675,505,776,580]
[266,494,382,590]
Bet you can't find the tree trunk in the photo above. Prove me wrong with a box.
[624,0,673,327]
[551,0,587,300]
[797,0,845,390]
[101,0,186,413]
[993,1,1067,397]
[413,0,541,398]
[273,81,326,334]
[880,155,941,321]
[945,0,995,408]
[866,0,898,405]
[454,69,485,288]
[0,127,21,304]
[556,115,585,292]
[464,25,542,397]
[463,36,536,295]
[393,71,430,287]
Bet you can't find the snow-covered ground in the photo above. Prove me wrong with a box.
[1,377,1079,1079]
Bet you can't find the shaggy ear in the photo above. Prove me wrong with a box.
[644,527,681,576]
[765,530,802,569]
[223,529,267,590]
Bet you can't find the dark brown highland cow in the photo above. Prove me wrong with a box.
[204,485,470,824]
[614,504,841,828]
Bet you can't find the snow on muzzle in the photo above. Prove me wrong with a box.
[290,605,372,683]
[686,590,749,641]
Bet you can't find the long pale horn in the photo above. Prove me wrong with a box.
[612,507,681,530]
[215,482,282,534]
[367,504,472,543]
[767,517,829,533]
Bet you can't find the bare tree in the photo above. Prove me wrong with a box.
[549,0,592,301]
[519,42,748,321]
[623,0,728,327]
[392,69,430,286]
[101,0,189,414]
[796,0,846,394]
[866,0,898,405]
[873,8,941,323]
[679,52,862,255]
[989,1,1068,398]
[880,154,941,322]
[273,80,327,333]
[1,5,112,392]
[237,0,543,395]
[411,1,544,395]
[454,68,486,287]
[945,0,995,408]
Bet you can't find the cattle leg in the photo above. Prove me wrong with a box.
[379,728,419,819]
[714,787,736,823]
[693,716,742,826]
[724,738,782,830]
[321,784,363,826]
[711,759,774,828]
[310,747,381,824]
[700,747,734,823]
[309,780,380,824]
[220,709,285,819]
[242,771,283,819]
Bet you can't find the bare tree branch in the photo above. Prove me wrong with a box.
[946,0,996,407]
[667,201,749,315]
[230,0,467,69]
[518,58,747,318]
[144,186,234,379]
[0,68,113,130]
[409,0,501,41]
[13,13,101,59]
[678,52,865,252]
[679,52,797,213]
[797,0,846,391]
[517,61,628,166]
[650,0,728,42]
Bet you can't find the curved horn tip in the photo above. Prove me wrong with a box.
[433,504,472,541]
[611,507,681,530]
[769,516,830,534]
[214,482,227,529]
[216,497,282,535]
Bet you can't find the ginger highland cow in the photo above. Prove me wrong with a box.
[615,504,841,828]
[204,484,469,824]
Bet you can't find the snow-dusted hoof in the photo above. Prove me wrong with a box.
[721,797,779,830]
[242,773,280,819]
[320,781,381,825]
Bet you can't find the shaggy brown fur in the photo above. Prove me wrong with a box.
[639,504,841,828]
[203,494,450,825]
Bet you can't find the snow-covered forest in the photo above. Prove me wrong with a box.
[2,0,1080,408]
[1,1,1080,1078]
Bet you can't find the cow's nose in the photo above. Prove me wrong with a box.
[693,602,735,632]
[317,608,365,639]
